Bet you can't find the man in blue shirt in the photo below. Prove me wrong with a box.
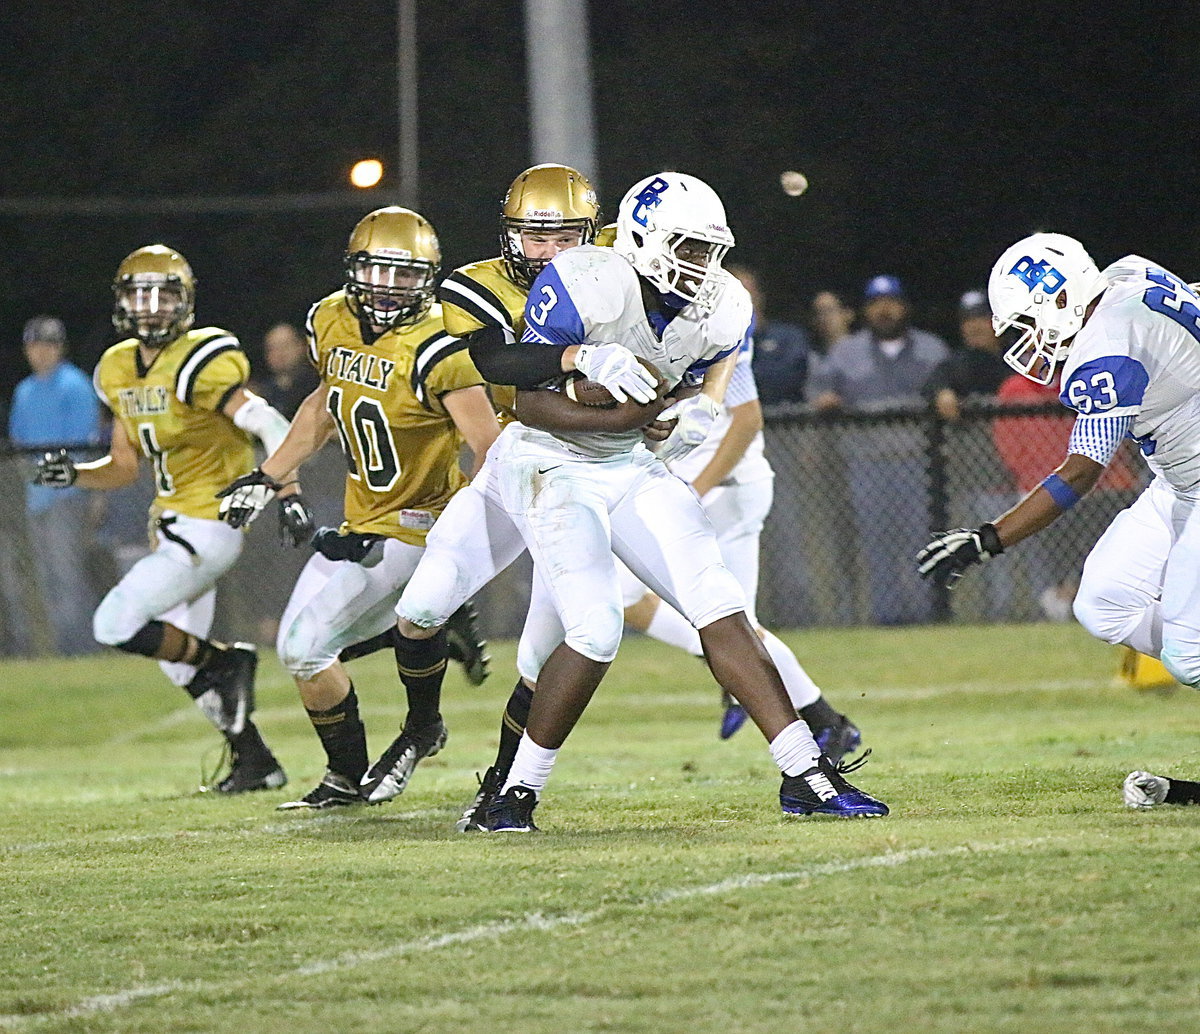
[8,316,101,654]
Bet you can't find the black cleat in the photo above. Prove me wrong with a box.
[813,714,862,765]
[190,643,257,736]
[479,785,539,832]
[445,601,491,686]
[455,765,505,832]
[360,717,448,803]
[780,752,888,818]
[201,738,288,796]
[276,770,363,811]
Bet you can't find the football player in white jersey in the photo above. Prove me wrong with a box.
[613,326,863,755]
[917,231,1200,810]
[398,171,888,830]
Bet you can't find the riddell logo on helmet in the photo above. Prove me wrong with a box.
[526,208,564,221]
[375,247,414,259]
[706,223,728,234]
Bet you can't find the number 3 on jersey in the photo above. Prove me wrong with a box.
[527,284,558,326]
[327,387,401,491]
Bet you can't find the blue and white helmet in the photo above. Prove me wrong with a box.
[613,172,735,314]
[988,232,1108,384]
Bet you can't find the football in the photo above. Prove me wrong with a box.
[562,356,667,408]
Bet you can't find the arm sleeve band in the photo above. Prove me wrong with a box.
[232,392,292,457]
[467,326,568,389]
[1067,413,1133,466]
[1041,473,1082,510]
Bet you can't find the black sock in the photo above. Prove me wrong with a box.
[338,628,394,664]
[222,724,274,762]
[798,696,840,731]
[393,629,447,730]
[306,685,368,782]
[494,679,534,781]
[1165,778,1200,805]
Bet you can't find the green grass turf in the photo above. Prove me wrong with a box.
[1,623,1198,1033]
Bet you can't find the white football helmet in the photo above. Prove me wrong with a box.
[988,232,1108,384]
[613,172,735,314]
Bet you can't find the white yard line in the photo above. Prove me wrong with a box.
[0,834,1056,1029]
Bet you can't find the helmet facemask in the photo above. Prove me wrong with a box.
[614,173,735,316]
[344,252,438,331]
[989,233,1108,385]
[113,275,194,349]
[500,218,594,290]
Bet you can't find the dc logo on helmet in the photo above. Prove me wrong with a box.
[1010,256,1066,294]
[631,177,671,227]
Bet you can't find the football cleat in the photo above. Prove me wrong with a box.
[478,785,539,832]
[190,643,257,736]
[813,714,862,765]
[360,717,448,803]
[455,765,505,833]
[201,739,287,795]
[780,752,888,819]
[444,601,491,686]
[719,691,748,740]
[1123,770,1170,809]
[276,770,363,811]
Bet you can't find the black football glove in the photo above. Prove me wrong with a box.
[34,448,77,487]
[216,469,284,528]
[310,525,382,563]
[916,523,1004,588]
[277,496,314,548]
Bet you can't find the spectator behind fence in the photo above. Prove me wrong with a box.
[809,290,856,354]
[7,316,101,654]
[730,265,812,406]
[925,291,1018,619]
[252,322,320,419]
[806,275,949,624]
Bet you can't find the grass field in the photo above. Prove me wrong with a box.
[2,623,1199,1033]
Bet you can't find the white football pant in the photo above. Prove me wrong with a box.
[1074,475,1200,686]
[277,538,425,682]
[91,513,243,687]
[493,425,746,666]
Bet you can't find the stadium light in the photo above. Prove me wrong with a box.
[350,159,384,190]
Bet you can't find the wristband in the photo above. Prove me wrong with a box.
[1041,473,1081,510]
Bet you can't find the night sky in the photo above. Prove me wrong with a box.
[2,1,1198,402]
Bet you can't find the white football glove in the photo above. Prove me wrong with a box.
[216,469,282,528]
[1123,770,1170,809]
[654,394,723,464]
[34,448,77,487]
[574,342,658,404]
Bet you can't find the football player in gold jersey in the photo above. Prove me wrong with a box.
[34,244,310,793]
[397,165,663,829]
[218,207,501,810]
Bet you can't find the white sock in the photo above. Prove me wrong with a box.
[502,734,559,795]
[646,604,703,656]
[761,630,821,709]
[769,720,820,776]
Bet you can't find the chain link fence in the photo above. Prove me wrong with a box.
[0,402,1148,657]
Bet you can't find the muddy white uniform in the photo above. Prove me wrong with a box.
[1060,257,1200,683]
[404,244,751,666]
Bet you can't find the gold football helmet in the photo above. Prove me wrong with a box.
[500,164,599,288]
[112,244,196,348]
[345,206,441,330]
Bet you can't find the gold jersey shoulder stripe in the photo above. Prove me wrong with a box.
[303,297,323,367]
[411,331,469,408]
[174,331,241,406]
[438,270,515,341]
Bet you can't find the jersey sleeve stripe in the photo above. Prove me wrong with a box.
[174,334,241,405]
[304,300,322,367]
[411,332,469,408]
[1068,413,1134,466]
[439,274,516,341]
[724,353,759,408]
